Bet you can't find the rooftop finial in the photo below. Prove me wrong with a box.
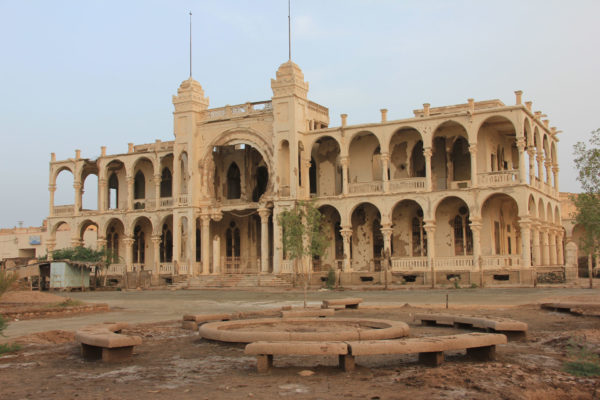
[189,11,193,78]
[288,0,292,61]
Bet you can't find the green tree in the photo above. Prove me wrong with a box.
[278,201,328,307]
[572,128,600,287]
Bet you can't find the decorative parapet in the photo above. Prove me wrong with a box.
[200,101,272,122]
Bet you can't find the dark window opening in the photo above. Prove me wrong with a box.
[108,173,119,209]
[134,171,145,199]
[133,225,145,263]
[227,163,241,199]
[493,274,510,281]
[160,168,172,198]
[252,166,269,202]
[309,158,317,195]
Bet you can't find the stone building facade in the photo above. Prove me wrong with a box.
[44,61,566,286]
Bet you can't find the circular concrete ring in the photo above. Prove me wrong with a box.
[198,317,410,343]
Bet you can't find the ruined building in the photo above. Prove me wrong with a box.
[45,61,568,286]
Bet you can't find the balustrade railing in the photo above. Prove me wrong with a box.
[159,197,173,208]
[280,260,294,273]
[433,256,475,270]
[478,170,518,186]
[159,263,174,274]
[53,205,75,216]
[389,178,426,192]
[178,263,189,275]
[201,101,272,120]
[348,181,383,194]
[177,194,190,206]
[391,257,428,271]
[481,255,521,269]
[146,199,156,209]
[131,263,144,271]
[133,200,146,210]
[107,264,125,275]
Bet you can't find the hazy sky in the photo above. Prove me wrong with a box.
[1,0,599,227]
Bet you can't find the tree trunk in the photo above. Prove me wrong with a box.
[588,253,593,289]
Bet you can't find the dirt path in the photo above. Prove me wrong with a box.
[1,305,598,399]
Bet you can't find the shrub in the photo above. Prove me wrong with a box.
[563,339,600,377]
[0,270,18,298]
[326,268,336,289]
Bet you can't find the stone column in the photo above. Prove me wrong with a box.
[74,181,82,216]
[302,158,311,199]
[70,235,82,248]
[340,227,353,272]
[470,219,482,287]
[340,157,349,195]
[469,144,478,187]
[532,225,541,266]
[151,235,161,277]
[527,148,535,185]
[124,237,135,272]
[98,178,107,211]
[536,154,544,185]
[48,184,56,217]
[424,147,433,191]
[212,235,221,274]
[127,176,134,210]
[548,229,558,265]
[545,162,552,184]
[273,209,282,274]
[381,225,393,256]
[552,165,559,191]
[259,208,271,273]
[517,138,527,183]
[557,231,565,265]
[424,222,436,288]
[201,215,211,275]
[46,239,56,260]
[154,174,161,209]
[541,228,550,266]
[519,219,532,268]
[381,153,390,193]
[172,215,180,267]
[186,215,195,274]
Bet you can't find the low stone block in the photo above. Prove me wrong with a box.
[181,320,198,330]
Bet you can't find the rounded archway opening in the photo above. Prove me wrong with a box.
[391,200,426,258]
[434,196,472,257]
[318,205,343,271]
[350,203,382,271]
[432,121,470,190]
[311,137,342,196]
[480,194,519,258]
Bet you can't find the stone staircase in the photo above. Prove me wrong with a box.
[171,274,293,289]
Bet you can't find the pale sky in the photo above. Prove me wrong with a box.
[1,0,599,227]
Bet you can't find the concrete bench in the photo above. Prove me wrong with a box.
[322,298,363,309]
[182,313,233,330]
[75,322,142,362]
[346,333,507,368]
[541,302,600,316]
[413,313,528,340]
[245,341,353,373]
[281,309,335,318]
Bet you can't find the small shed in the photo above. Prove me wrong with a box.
[49,262,91,289]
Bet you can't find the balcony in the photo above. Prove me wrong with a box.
[481,255,521,269]
[53,205,74,216]
[177,194,190,206]
[391,257,428,271]
[433,256,475,270]
[389,178,426,192]
[107,264,125,275]
[478,170,518,187]
[348,181,383,194]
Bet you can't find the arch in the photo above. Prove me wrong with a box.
[388,126,424,180]
[318,205,343,267]
[179,151,189,195]
[432,121,470,190]
[202,128,274,173]
[50,220,71,236]
[160,215,173,263]
[51,165,74,186]
[160,167,172,198]
[546,203,553,224]
[134,170,145,200]
[476,115,518,174]
[131,216,153,266]
[480,192,520,216]
[348,131,382,186]
[431,193,472,215]
[310,136,342,196]
[54,168,74,206]
[105,218,124,263]
[78,219,99,242]
[537,198,546,222]
[106,159,126,210]
[391,199,426,257]
[543,135,550,183]
[82,173,98,210]
[480,193,520,256]
[434,196,473,257]
[533,127,542,180]
[523,117,533,146]
[554,205,561,226]
[350,202,383,270]
[131,156,155,176]
[528,195,537,219]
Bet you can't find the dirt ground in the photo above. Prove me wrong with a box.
[1,302,599,400]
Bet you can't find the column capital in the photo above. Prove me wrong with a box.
[126,176,134,183]
[151,235,162,244]
[516,137,526,149]
[258,208,271,221]
[98,178,107,185]
[340,156,349,167]
[96,238,107,246]
[380,152,390,162]
[73,182,82,190]
[200,214,212,225]
[527,147,535,156]
[48,184,56,192]
[340,227,352,239]
[123,237,135,246]
[468,143,477,154]
[423,147,433,158]
[552,165,559,173]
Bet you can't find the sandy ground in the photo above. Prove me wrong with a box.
[0,289,599,399]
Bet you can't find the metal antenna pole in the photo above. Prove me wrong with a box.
[288,0,291,61]
[189,11,192,77]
